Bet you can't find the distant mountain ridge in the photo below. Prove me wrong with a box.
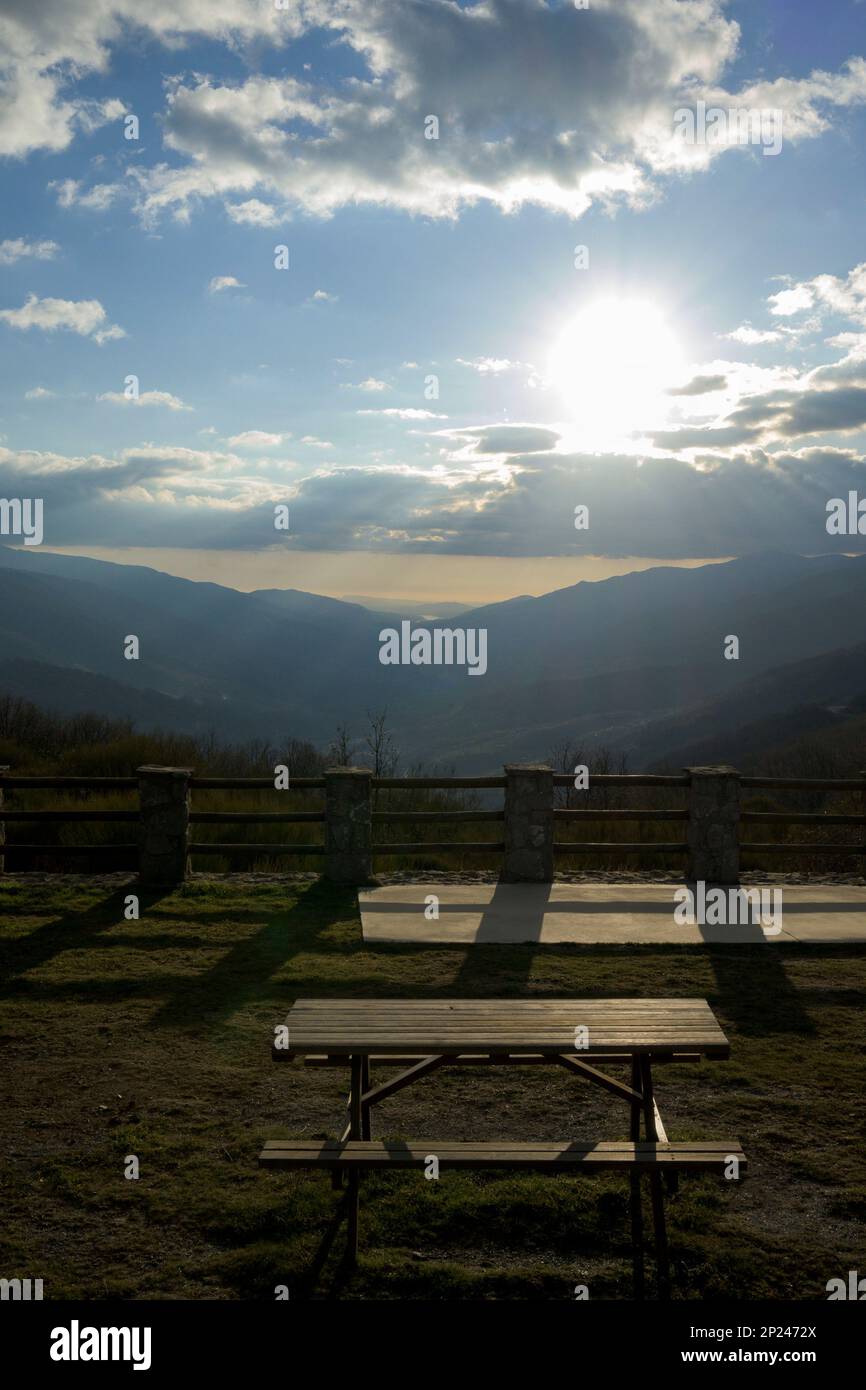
[1,545,865,769]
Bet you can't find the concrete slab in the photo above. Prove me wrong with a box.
[358,882,866,945]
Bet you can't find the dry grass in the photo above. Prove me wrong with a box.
[1,874,864,1300]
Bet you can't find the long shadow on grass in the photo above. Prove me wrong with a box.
[700,944,821,1037]
[444,880,818,1035]
[449,939,819,1037]
[0,884,174,988]
[145,878,358,1030]
[297,1193,363,1300]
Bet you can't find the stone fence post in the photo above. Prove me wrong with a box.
[138,765,192,886]
[686,765,740,884]
[0,766,8,875]
[503,763,554,882]
[325,767,372,883]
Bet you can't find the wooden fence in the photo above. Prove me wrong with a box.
[0,763,864,885]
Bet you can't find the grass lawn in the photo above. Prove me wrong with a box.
[1,873,864,1301]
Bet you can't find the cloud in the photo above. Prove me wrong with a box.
[132,9,866,224]
[775,386,866,437]
[767,263,866,325]
[722,323,785,345]
[641,275,866,453]
[208,275,245,294]
[307,289,338,304]
[456,357,526,375]
[226,430,286,449]
[654,377,866,450]
[50,178,121,211]
[357,407,446,420]
[0,237,59,264]
[446,424,561,456]
[769,284,817,317]
[668,373,728,396]
[342,377,389,392]
[98,389,192,411]
[0,2,299,158]
[3,432,866,560]
[0,293,125,343]
[3,0,866,226]
[650,423,759,451]
[226,198,280,226]
[271,445,866,559]
[24,385,54,399]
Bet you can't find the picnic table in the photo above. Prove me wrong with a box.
[259,998,746,1297]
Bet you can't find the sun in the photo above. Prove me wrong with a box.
[547,297,684,447]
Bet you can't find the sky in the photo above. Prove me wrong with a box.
[2,0,866,604]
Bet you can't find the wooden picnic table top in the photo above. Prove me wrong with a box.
[283,998,730,1058]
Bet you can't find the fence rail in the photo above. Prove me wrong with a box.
[0,762,863,885]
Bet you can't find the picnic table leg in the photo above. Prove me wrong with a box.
[639,1055,671,1300]
[346,1054,363,1264]
[332,1064,351,1190]
[361,1056,372,1139]
[629,1055,645,1300]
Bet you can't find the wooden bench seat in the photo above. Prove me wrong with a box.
[295,1051,702,1067]
[259,1138,747,1173]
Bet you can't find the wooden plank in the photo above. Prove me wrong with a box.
[189,811,325,823]
[372,810,505,822]
[553,809,687,821]
[281,998,730,1057]
[289,1013,714,1021]
[301,1052,702,1067]
[4,843,138,855]
[630,1053,644,1300]
[287,1006,722,1017]
[0,810,138,822]
[740,812,865,825]
[740,843,865,855]
[640,1057,659,1142]
[259,1140,747,1172]
[554,1054,643,1104]
[372,777,506,789]
[289,1010,715,1019]
[359,1055,448,1106]
[347,1056,363,1262]
[189,842,326,855]
[372,842,506,853]
[652,1102,668,1145]
[0,776,137,789]
[552,774,689,786]
[740,776,861,791]
[190,777,325,788]
[552,843,688,854]
[284,1041,730,1058]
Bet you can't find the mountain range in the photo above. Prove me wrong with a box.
[1,545,865,771]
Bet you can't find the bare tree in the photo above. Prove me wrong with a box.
[549,738,587,808]
[326,724,355,767]
[364,708,399,778]
[548,739,628,808]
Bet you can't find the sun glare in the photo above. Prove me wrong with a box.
[548,297,684,448]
